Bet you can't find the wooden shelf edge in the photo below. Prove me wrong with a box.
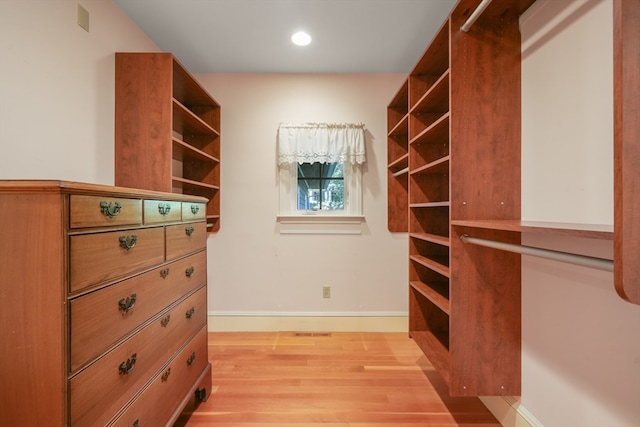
[388,114,409,137]
[410,201,450,208]
[173,98,220,136]
[388,153,409,171]
[409,112,450,145]
[452,219,613,240]
[410,155,449,176]
[409,69,450,114]
[172,177,220,192]
[172,137,219,163]
[410,281,450,315]
[409,232,450,247]
[409,255,450,278]
[172,56,221,109]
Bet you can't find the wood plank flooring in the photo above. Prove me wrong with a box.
[175,332,500,426]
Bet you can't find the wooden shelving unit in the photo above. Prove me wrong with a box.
[388,0,639,398]
[387,81,409,232]
[387,0,537,396]
[115,53,221,232]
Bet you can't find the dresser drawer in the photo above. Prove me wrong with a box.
[110,326,209,427]
[69,227,165,293]
[143,199,181,224]
[70,195,142,229]
[182,201,206,221]
[69,251,207,371]
[69,286,207,426]
[166,221,207,260]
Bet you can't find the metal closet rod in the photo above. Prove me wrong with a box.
[459,234,614,272]
[391,167,409,177]
[461,0,493,32]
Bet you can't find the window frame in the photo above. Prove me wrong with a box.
[278,161,363,219]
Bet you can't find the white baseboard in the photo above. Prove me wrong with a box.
[207,313,408,332]
[480,396,543,427]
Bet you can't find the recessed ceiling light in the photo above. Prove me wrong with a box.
[291,31,312,46]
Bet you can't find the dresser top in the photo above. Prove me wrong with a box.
[0,180,209,203]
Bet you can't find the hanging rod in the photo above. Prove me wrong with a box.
[459,234,614,272]
[461,0,493,32]
[391,167,409,177]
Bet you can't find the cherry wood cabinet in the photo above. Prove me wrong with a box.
[388,0,639,397]
[387,0,536,396]
[115,52,221,232]
[0,180,211,426]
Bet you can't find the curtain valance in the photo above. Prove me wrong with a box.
[277,122,366,165]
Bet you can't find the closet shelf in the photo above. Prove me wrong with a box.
[410,156,449,176]
[409,232,450,247]
[410,201,450,208]
[172,137,219,163]
[172,176,220,192]
[388,114,409,137]
[410,112,450,146]
[388,153,409,171]
[410,254,450,278]
[410,70,450,115]
[451,220,613,240]
[410,280,450,314]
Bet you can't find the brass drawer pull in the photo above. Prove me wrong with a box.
[190,204,199,215]
[161,368,171,382]
[119,234,137,251]
[185,307,195,319]
[119,353,137,375]
[185,266,194,277]
[160,314,171,327]
[186,351,196,366]
[158,203,171,216]
[160,268,170,279]
[118,294,137,313]
[100,200,122,218]
[185,226,195,236]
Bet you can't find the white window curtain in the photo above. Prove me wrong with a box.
[277,122,366,165]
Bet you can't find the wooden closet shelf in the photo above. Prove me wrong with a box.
[409,254,450,278]
[452,219,613,240]
[410,280,450,314]
[409,232,450,247]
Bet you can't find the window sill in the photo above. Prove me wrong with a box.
[276,215,365,235]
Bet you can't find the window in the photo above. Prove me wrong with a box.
[279,160,362,217]
[297,162,344,211]
[277,122,365,220]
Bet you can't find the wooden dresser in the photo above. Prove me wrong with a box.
[0,180,211,426]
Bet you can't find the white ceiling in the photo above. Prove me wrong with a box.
[112,0,458,74]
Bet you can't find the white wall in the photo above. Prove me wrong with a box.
[4,0,637,423]
[194,74,409,327]
[0,0,159,183]
[519,1,640,426]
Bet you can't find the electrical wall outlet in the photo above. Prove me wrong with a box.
[322,286,331,298]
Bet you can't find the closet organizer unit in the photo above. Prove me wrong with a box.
[0,180,210,425]
[387,0,537,396]
[115,52,221,232]
[387,81,409,232]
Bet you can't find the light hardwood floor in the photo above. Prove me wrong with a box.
[175,332,500,426]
